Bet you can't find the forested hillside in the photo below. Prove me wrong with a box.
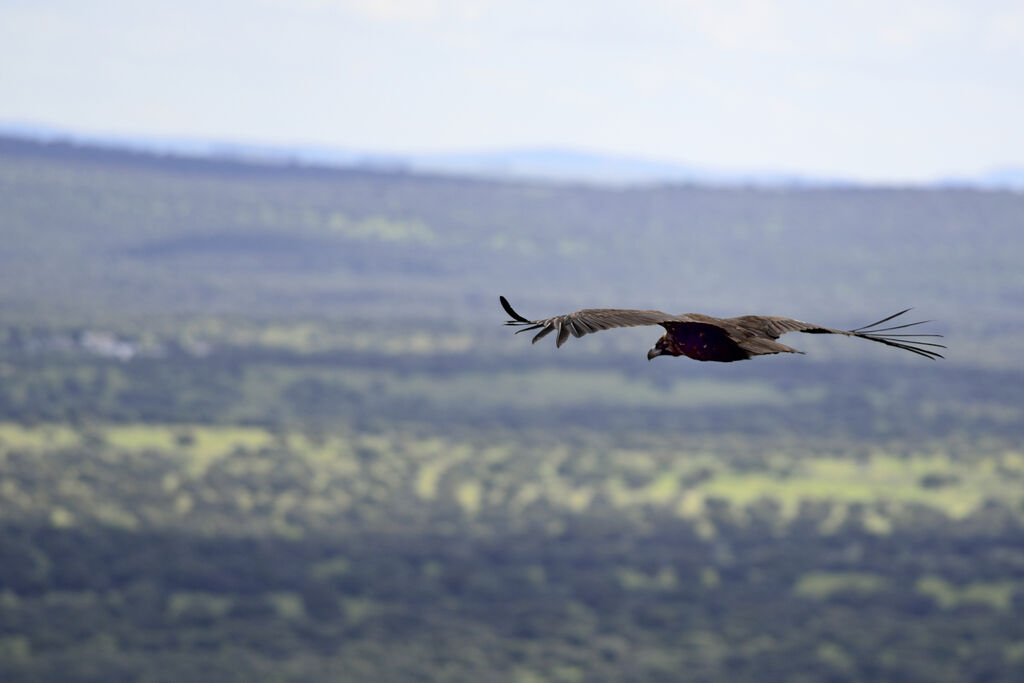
[2,135,1022,364]
[1,137,1022,682]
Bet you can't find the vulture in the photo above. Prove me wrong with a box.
[500,296,944,362]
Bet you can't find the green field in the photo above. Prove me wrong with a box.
[4,421,1021,534]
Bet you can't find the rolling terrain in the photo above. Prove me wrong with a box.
[1,137,1023,682]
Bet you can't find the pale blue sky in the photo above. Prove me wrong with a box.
[2,0,1022,181]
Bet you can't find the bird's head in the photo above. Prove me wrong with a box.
[647,335,673,361]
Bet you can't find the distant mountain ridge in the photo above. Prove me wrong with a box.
[1,121,1021,189]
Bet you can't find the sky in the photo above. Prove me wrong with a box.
[1,0,1022,182]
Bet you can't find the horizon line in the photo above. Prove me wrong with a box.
[1,120,1021,191]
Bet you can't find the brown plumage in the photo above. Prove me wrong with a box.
[500,296,944,362]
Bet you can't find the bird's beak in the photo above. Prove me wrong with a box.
[647,347,662,361]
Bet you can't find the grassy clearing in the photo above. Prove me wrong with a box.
[691,453,1019,520]
[173,316,474,354]
[104,424,275,477]
[915,576,1020,611]
[794,572,889,599]
[0,423,79,451]
[3,422,1022,534]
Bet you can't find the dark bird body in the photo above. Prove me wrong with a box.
[500,296,944,362]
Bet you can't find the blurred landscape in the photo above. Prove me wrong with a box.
[1,135,1023,682]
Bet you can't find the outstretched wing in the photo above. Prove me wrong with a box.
[500,296,686,347]
[727,309,946,360]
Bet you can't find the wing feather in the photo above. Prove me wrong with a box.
[556,322,571,347]
[500,296,686,348]
[726,311,945,360]
[532,326,555,344]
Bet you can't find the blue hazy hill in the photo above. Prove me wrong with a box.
[3,121,1021,188]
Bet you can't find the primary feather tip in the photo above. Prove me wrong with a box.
[499,296,532,323]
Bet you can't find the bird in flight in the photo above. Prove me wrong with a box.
[500,296,944,362]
